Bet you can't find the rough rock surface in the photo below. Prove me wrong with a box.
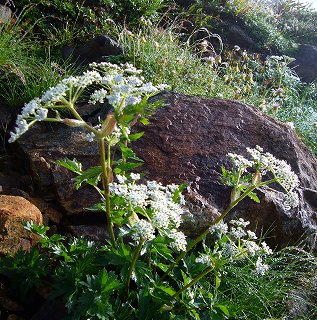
[0,5,12,23]
[0,195,43,254]
[62,35,123,66]
[16,123,100,215]
[291,44,317,83]
[131,92,317,248]
[222,22,256,51]
[11,92,317,248]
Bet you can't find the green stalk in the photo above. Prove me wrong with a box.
[173,266,213,299]
[126,239,144,296]
[162,178,277,279]
[99,137,116,247]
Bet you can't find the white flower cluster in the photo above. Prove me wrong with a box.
[254,257,269,276]
[110,176,186,250]
[8,98,48,142]
[9,62,167,143]
[131,219,155,242]
[195,253,213,267]
[228,146,300,209]
[89,62,168,110]
[209,218,273,259]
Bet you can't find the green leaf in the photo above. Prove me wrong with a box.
[139,117,150,125]
[55,158,82,174]
[215,304,230,316]
[155,285,176,297]
[75,166,102,189]
[247,191,260,203]
[119,145,143,161]
[115,162,143,172]
[215,274,221,290]
[128,131,144,141]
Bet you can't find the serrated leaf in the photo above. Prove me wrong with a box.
[55,158,82,174]
[139,117,150,125]
[75,166,102,189]
[115,162,143,172]
[128,132,144,141]
[247,191,260,203]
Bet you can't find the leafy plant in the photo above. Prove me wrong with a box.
[3,61,305,318]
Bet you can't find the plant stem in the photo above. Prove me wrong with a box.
[173,266,213,298]
[99,138,116,247]
[126,239,144,296]
[162,179,277,279]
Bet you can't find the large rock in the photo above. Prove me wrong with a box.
[11,92,317,248]
[222,22,256,51]
[0,5,12,24]
[62,35,123,66]
[131,92,317,248]
[16,123,100,214]
[291,44,317,83]
[0,195,43,255]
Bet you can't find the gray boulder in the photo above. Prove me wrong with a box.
[62,35,123,66]
[291,44,317,83]
[0,5,12,24]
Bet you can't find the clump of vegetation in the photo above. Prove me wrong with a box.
[0,18,79,107]
[1,62,312,319]
[1,1,317,318]
[119,24,317,155]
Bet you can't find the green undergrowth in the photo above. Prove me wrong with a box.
[119,23,317,155]
[1,227,316,320]
[0,20,80,107]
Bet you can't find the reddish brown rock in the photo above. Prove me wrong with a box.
[16,123,100,214]
[12,92,317,248]
[131,92,317,247]
[0,195,43,255]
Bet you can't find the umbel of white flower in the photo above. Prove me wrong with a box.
[110,175,187,251]
[228,146,300,210]
[8,62,168,143]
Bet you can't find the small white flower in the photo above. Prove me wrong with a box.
[247,230,257,240]
[283,190,299,210]
[254,257,269,275]
[125,95,142,106]
[242,240,261,256]
[261,241,273,255]
[140,82,158,93]
[230,218,250,228]
[130,173,141,181]
[196,254,212,266]
[228,153,253,168]
[89,88,108,104]
[131,220,155,242]
[210,221,228,236]
[116,175,127,184]
[168,230,187,251]
[230,226,247,239]
[35,108,48,120]
[86,132,95,142]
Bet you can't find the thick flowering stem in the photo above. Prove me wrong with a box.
[162,179,277,280]
[173,266,213,299]
[126,239,144,296]
[99,138,116,247]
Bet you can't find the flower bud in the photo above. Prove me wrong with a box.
[252,171,262,186]
[62,118,85,127]
[101,112,116,137]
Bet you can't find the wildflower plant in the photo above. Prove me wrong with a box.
[7,63,302,318]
